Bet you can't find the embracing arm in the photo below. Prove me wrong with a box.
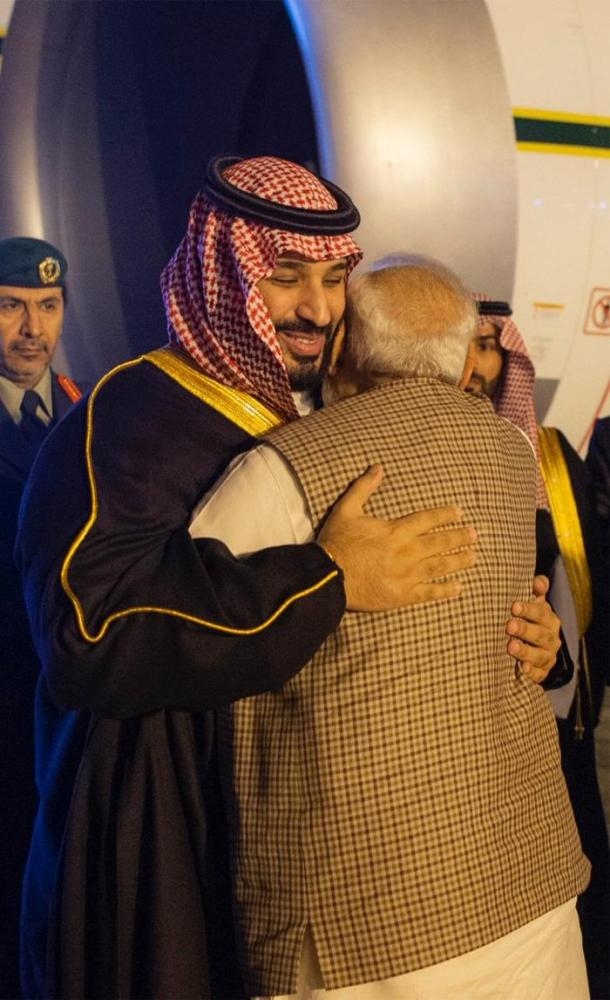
[19,365,480,720]
[16,367,345,719]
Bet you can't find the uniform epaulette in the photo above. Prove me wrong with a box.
[57,374,83,403]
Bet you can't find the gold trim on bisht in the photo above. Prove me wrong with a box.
[145,346,284,435]
[538,426,592,636]
[60,353,337,644]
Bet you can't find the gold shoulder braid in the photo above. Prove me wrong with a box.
[538,426,593,738]
[145,346,284,436]
[60,352,338,644]
[538,426,592,636]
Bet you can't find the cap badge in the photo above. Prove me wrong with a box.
[38,256,61,284]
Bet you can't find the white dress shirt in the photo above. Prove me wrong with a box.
[0,368,54,425]
[189,443,313,553]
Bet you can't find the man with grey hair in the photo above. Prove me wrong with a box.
[324,252,477,400]
[191,255,588,1000]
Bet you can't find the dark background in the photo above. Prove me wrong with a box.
[0,0,318,377]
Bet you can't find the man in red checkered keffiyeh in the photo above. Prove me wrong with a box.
[161,155,363,421]
[467,294,547,508]
[18,155,491,1000]
[16,156,573,1000]
[467,295,610,997]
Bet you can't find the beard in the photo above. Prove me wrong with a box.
[276,318,340,393]
[289,366,325,393]
[465,371,501,399]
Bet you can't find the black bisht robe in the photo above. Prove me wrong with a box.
[536,429,610,1000]
[16,357,344,1000]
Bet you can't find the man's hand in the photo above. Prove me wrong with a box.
[317,465,477,611]
[506,574,562,684]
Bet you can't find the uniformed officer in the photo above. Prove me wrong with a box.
[0,237,86,1000]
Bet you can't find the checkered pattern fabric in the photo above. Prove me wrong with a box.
[160,157,362,422]
[474,293,548,508]
[218,379,589,995]
[222,157,339,210]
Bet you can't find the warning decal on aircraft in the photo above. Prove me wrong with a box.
[584,288,610,336]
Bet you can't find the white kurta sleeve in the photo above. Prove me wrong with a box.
[189,443,314,555]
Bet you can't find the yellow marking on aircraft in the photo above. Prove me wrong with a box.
[513,108,610,128]
[516,141,610,159]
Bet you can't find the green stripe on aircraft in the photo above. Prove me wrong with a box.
[514,116,610,150]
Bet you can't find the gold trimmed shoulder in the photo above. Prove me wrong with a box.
[144,347,284,437]
[538,426,592,635]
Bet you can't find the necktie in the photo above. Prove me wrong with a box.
[20,389,50,446]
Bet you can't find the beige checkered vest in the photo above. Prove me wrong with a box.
[219,378,589,995]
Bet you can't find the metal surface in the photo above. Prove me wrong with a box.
[286,0,518,299]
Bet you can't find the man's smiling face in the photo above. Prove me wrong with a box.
[257,254,348,392]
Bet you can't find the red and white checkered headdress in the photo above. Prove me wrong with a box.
[474,294,548,508]
[161,156,363,421]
